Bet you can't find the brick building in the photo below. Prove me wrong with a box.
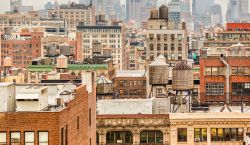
[1,30,43,69]
[113,70,147,99]
[0,85,96,145]
[200,44,250,105]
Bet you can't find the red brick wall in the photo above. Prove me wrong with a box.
[59,84,96,145]
[0,112,60,145]
[0,84,96,145]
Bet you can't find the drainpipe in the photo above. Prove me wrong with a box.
[220,56,230,104]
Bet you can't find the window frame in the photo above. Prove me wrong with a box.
[38,131,49,145]
[24,131,35,145]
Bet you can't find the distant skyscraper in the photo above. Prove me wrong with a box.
[126,0,146,24]
[210,4,222,26]
[192,0,215,16]
[240,0,249,14]
[168,0,181,23]
[226,0,240,22]
[10,0,22,12]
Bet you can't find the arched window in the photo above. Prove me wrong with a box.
[106,131,133,144]
[140,130,163,143]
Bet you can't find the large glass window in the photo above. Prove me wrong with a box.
[211,128,244,142]
[194,128,207,142]
[11,132,20,145]
[38,132,48,145]
[206,83,224,95]
[106,131,133,144]
[140,130,163,143]
[0,132,6,145]
[177,128,187,142]
[232,83,250,96]
[25,132,34,145]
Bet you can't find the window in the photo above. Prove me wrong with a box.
[0,132,6,145]
[61,128,64,145]
[164,34,168,40]
[25,132,34,145]
[205,67,212,75]
[89,108,91,126]
[140,130,163,143]
[211,128,243,142]
[157,44,161,51]
[149,34,154,40]
[177,128,187,142]
[164,44,168,51]
[77,116,80,130]
[38,132,48,145]
[194,128,207,142]
[150,44,154,51]
[205,83,224,95]
[156,88,162,95]
[106,131,133,144]
[11,132,20,145]
[232,83,250,96]
[157,34,161,41]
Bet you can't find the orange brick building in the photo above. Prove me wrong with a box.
[226,23,250,31]
[200,56,250,105]
[1,31,43,68]
[0,85,96,145]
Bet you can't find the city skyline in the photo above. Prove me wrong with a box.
[1,0,250,14]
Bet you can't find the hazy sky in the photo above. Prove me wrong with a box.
[0,0,249,15]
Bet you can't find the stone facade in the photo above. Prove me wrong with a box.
[97,113,250,145]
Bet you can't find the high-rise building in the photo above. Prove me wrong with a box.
[77,25,125,70]
[126,0,146,24]
[10,0,22,12]
[47,3,95,29]
[168,0,181,23]
[240,0,249,14]
[226,0,240,22]
[192,0,215,17]
[146,6,188,64]
[210,4,222,26]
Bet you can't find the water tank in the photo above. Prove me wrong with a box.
[92,42,102,54]
[96,76,113,94]
[60,42,71,56]
[3,57,12,67]
[149,57,168,85]
[57,55,68,68]
[159,5,168,20]
[150,7,158,19]
[46,44,57,56]
[172,62,193,90]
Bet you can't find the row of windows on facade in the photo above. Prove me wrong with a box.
[149,43,183,51]
[149,53,183,60]
[83,34,121,38]
[0,131,48,145]
[117,89,145,96]
[205,83,250,96]
[148,34,183,41]
[178,128,244,142]
[80,29,121,33]
[205,67,250,76]
[117,80,146,87]
[98,128,244,144]
[1,44,39,49]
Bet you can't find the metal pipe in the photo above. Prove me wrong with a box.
[220,57,230,104]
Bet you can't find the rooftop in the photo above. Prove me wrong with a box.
[116,70,145,77]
